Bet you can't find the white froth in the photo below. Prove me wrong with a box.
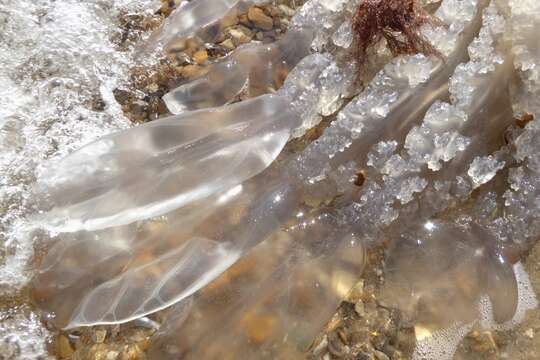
[413,262,539,360]
[0,0,159,357]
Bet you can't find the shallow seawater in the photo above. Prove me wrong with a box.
[0,0,159,357]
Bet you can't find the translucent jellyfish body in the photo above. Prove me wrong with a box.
[382,220,518,328]
[31,0,487,332]
[147,214,365,359]
[36,95,294,232]
[32,179,301,328]
[163,28,314,114]
[144,0,268,54]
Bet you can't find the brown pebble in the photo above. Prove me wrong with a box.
[355,170,366,187]
[227,27,252,45]
[355,300,366,316]
[247,6,274,31]
[192,49,208,64]
[471,331,499,355]
[278,4,296,17]
[337,327,349,345]
[280,18,290,31]
[262,30,277,41]
[177,64,203,79]
[56,335,75,359]
[238,13,250,26]
[373,350,390,360]
[266,5,281,17]
[516,112,534,128]
[219,38,235,51]
[145,83,159,93]
[106,351,119,360]
[220,13,239,28]
[93,329,107,344]
[327,329,348,357]
[120,344,142,360]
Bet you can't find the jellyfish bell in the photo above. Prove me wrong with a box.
[382,220,518,329]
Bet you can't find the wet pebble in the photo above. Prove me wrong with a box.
[247,6,274,31]
[56,335,74,359]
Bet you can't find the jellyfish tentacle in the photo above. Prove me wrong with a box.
[36,94,295,233]
[163,28,315,114]
[147,213,364,359]
[143,0,268,55]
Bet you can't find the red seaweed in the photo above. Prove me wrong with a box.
[352,0,444,71]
